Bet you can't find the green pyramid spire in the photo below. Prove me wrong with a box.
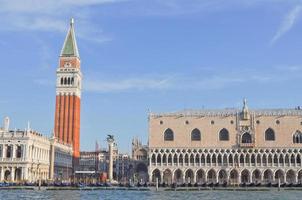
[60,18,79,57]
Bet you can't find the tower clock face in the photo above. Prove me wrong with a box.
[64,62,72,68]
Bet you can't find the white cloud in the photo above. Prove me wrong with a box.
[271,5,302,45]
[85,77,172,92]
[82,70,277,93]
[0,0,125,43]
[34,63,301,93]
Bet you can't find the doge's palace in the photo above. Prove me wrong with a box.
[148,99,302,185]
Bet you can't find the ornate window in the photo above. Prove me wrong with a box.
[265,128,275,141]
[293,131,302,143]
[242,132,252,143]
[164,128,174,141]
[219,128,229,141]
[191,128,201,141]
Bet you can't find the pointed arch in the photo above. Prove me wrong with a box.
[256,154,261,166]
[174,169,183,184]
[274,169,285,183]
[190,154,194,165]
[151,154,156,164]
[179,154,184,165]
[265,128,275,141]
[218,169,227,184]
[173,154,177,165]
[228,154,233,165]
[293,130,302,143]
[196,169,205,184]
[219,128,229,141]
[286,169,296,184]
[156,154,161,164]
[212,154,217,165]
[242,132,252,143]
[185,169,194,183]
[191,128,201,141]
[207,169,216,183]
[241,169,250,183]
[163,169,172,185]
[184,154,189,165]
[195,154,200,165]
[230,169,239,184]
[162,154,167,165]
[252,169,261,183]
[263,169,273,183]
[168,154,172,164]
[164,128,174,141]
[206,154,211,165]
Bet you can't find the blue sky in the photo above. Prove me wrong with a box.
[1,0,302,153]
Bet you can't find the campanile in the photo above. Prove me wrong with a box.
[54,18,82,162]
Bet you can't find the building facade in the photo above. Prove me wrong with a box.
[130,138,148,182]
[0,117,73,182]
[54,18,82,162]
[148,100,302,185]
[77,144,130,182]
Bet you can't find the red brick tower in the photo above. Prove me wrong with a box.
[54,18,82,165]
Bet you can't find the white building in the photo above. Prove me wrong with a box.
[0,117,73,182]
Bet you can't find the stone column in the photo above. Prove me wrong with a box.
[12,145,16,159]
[0,167,3,181]
[3,145,6,158]
[11,167,15,182]
[107,135,115,183]
[23,167,27,180]
[160,171,164,184]
[193,172,197,183]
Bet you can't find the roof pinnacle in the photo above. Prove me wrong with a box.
[70,18,74,26]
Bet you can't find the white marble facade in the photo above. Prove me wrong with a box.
[0,117,73,182]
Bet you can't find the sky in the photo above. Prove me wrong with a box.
[1,0,302,153]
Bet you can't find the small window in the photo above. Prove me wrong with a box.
[191,128,201,141]
[164,128,174,141]
[265,128,275,141]
[219,128,229,141]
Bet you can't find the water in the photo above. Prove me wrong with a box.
[0,190,301,200]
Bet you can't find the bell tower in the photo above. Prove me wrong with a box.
[54,18,82,162]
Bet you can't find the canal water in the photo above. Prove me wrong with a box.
[0,190,301,200]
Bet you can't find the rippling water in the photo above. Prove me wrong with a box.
[0,190,302,200]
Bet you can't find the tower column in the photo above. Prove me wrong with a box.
[107,136,115,183]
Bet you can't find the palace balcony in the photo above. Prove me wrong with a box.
[240,142,255,148]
